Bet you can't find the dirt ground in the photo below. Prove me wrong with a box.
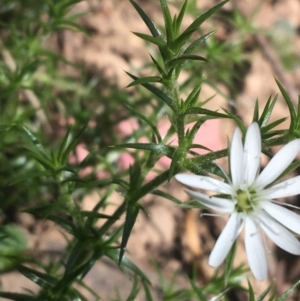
[1,0,300,300]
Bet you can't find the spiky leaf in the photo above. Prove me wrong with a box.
[126,72,175,110]
[173,1,228,50]
[129,0,162,38]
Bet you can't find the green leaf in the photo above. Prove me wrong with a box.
[79,258,98,280]
[81,211,115,220]
[84,194,109,227]
[164,289,189,300]
[119,203,140,263]
[224,241,237,287]
[50,149,58,167]
[0,292,36,301]
[59,259,95,289]
[106,249,151,283]
[178,200,208,209]
[247,279,255,301]
[188,278,207,301]
[187,117,209,146]
[167,54,207,69]
[152,189,183,205]
[275,79,296,130]
[23,126,48,158]
[295,97,300,137]
[183,31,216,55]
[173,0,229,50]
[126,72,175,110]
[184,84,202,109]
[262,130,286,140]
[276,280,300,301]
[185,107,229,118]
[268,290,277,301]
[116,142,175,158]
[47,215,78,235]
[168,149,181,181]
[258,95,278,127]
[107,224,125,245]
[190,144,212,152]
[67,289,88,301]
[9,170,52,185]
[25,149,54,171]
[24,203,57,216]
[129,0,162,38]
[209,291,228,301]
[159,0,174,43]
[57,126,72,164]
[144,136,160,167]
[166,67,176,80]
[0,124,14,132]
[142,280,154,301]
[64,240,94,276]
[75,178,130,190]
[252,100,259,123]
[132,32,166,47]
[60,123,87,165]
[222,108,246,134]
[186,151,227,174]
[125,276,140,301]
[256,281,274,301]
[28,201,78,233]
[174,0,187,36]
[53,19,87,32]
[17,265,57,288]
[0,226,27,271]
[261,117,287,133]
[186,0,228,32]
[149,54,166,77]
[39,49,76,66]
[125,104,162,143]
[127,76,162,87]
[129,163,143,187]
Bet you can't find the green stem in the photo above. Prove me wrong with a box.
[57,172,83,228]
[175,114,186,149]
[165,71,187,151]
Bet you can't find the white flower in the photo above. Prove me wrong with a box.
[175,122,300,281]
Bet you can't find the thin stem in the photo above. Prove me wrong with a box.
[165,70,187,151]
[176,114,186,149]
[57,172,83,228]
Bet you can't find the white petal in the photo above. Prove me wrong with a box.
[259,214,300,255]
[244,123,261,186]
[209,212,242,267]
[261,201,300,235]
[185,189,235,213]
[175,174,231,194]
[256,139,300,189]
[245,217,267,281]
[263,175,300,199]
[230,128,244,188]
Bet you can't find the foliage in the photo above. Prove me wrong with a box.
[0,0,299,300]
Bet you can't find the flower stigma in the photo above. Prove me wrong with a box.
[235,189,254,212]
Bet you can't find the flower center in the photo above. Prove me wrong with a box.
[235,189,253,212]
